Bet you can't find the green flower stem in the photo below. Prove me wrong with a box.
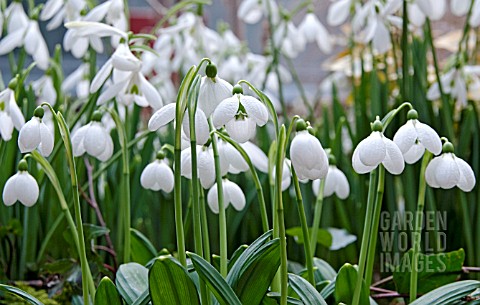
[310,179,325,255]
[291,166,315,286]
[352,170,378,305]
[401,0,410,101]
[209,119,227,277]
[460,192,475,266]
[425,19,454,140]
[215,132,269,232]
[409,152,432,302]
[275,125,288,305]
[104,108,131,263]
[199,186,211,262]
[364,165,385,287]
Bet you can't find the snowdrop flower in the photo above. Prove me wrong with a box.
[40,0,86,30]
[352,118,405,175]
[273,19,306,58]
[408,0,445,27]
[290,120,329,180]
[198,63,233,117]
[237,0,280,24]
[140,151,174,192]
[62,63,90,99]
[18,107,54,157]
[0,81,25,141]
[0,4,49,70]
[241,141,269,173]
[313,156,350,199]
[32,74,57,105]
[327,0,353,26]
[298,11,332,54]
[218,138,248,175]
[272,159,292,191]
[451,0,480,26]
[3,160,39,207]
[181,145,216,189]
[148,103,210,145]
[212,85,269,143]
[393,110,442,164]
[71,111,114,161]
[207,179,245,213]
[425,141,476,191]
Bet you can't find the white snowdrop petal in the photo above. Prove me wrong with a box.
[148,103,176,131]
[226,180,246,211]
[241,95,269,126]
[226,143,248,172]
[358,132,386,167]
[84,123,107,157]
[2,173,18,206]
[180,149,192,179]
[112,44,142,71]
[238,0,263,24]
[324,169,336,198]
[455,156,476,192]
[451,0,469,16]
[226,118,256,143]
[415,121,442,155]
[41,0,63,20]
[16,172,39,207]
[97,79,128,105]
[393,120,417,153]
[96,131,114,161]
[241,141,268,173]
[9,95,25,130]
[71,125,88,156]
[334,168,350,199]
[0,29,25,55]
[18,118,41,153]
[352,146,377,174]
[382,138,405,175]
[372,20,391,54]
[212,96,239,127]
[38,122,54,157]
[207,184,220,214]
[327,0,351,26]
[198,149,215,189]
[139,73,163,110]
[425,156,441,188]
[90,58,113,93]
[403,143,425,164]
[182,109,210,145]
[312,179,321,197]
[435,154,460,189]
[0,112,14,141]
[140,163,157,190]
[198,77,233,117]
[156,162,174,193]
[65,21,127,39]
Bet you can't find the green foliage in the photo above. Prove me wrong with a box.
[285,227,332,248]
[0,283,55,305]
[334,264,369,305]
[95,277,122,305]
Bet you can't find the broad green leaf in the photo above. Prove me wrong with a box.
[228,245,248,270]
[116,263,149,304]
[95,277,122,305]
[320,280,335,299]
[313,258,337,281]
[227,239,281,304]
[131,228,157,265]
[334,263,369,305]
[264,292,303,304]
[0,284,43,305]
[393,249,465,294]
[131,289,151,305]
[286,227,332,248]
[410,280,480,305]
[187,252,242,305]
[288,273,328,305]
[149,255,200,305]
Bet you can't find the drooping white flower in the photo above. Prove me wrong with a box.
[207,179,246,214]
[212,85,269,143]
[32,74,57,105]
[18,107,54,157]
[0,4,49,70]
[408,0,446,27]
[180,145,216,189]
[71,112,114,161]
[313,165,350,199]
[40,0,86,30]
[273,20,306,58]
[290,121,329,180]
[298,12,332,54]
[237,0,280,25]
[198,63,233,117]
[327,0,353,26]
[241,141,269,173]
[352,118,405,175]
[3,160,39,207]
[62,63,90,99]
[425,142,476,191]
[272,159,292,191]
[393,110,442,164]
[450,0,480,26]
[140,153,174,192]
[0,84,25,141]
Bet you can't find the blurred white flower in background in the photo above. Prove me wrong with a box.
[0,85,25,141]
[32,74,57,106]
[298,12,332,54]
[40,0,86,30]
[237,0,280,25]
[62,63,91,99]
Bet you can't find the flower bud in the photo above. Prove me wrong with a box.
[206,63,217,78]
[33,107,44,118]
[407,109,418,120]
[232,84,243,95]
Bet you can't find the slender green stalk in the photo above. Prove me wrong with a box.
[275,125,288,305]
[310,179,325,255]
[209,119,227,277]
[19,207,29,278]
[352,170,378,305]
[291,167,315,286]
[199,186,211,262]
[460,192,475,266]
[215,132,269,232]
[401,0,410,101]
[410,153,432,302]
[364,165,385,287]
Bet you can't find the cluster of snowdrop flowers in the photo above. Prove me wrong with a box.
[451,0,480,27]
[18,107,54,157]
[140,150,174,193]
[0,79,25,141]
[425,140,476,191]
[0,2,49,70]
[71,111,114,162]
[313,154,350,200]
[352,117,405,175]
[2,160,39,207]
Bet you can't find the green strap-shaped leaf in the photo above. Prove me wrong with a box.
[149,255,200,305]
[130,228,157,265]
[95,277,122,305]
[334,263,369,305]
[116,263,149,304]
[410,280,480,305]
[227,239,281,305]
[187,252,242,305]
[0,284,43,305]
[288,273,328,305]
